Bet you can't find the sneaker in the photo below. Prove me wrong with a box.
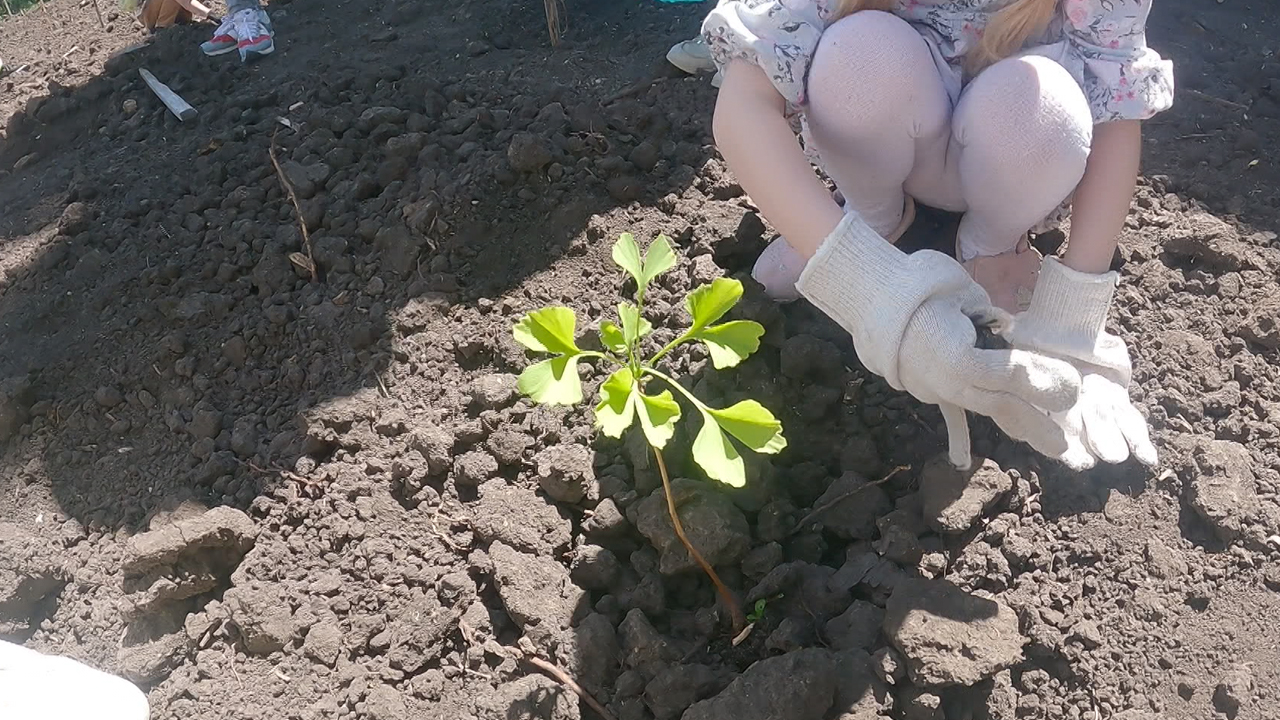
[667,36,716,75]
[200,15,238,56]
[960,236,1043,314]
[201,9,273,57]
[233,7,275,62]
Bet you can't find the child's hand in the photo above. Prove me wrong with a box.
[796,213,1083,469]
[998,258,1158,470]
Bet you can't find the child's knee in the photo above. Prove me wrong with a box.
[808,11,934,134]
[956,55,1092,170]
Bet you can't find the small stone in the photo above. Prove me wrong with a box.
[94,385,124,408]
[643,664,728,720]
[583,499,628,537]
[741,542,784,579]
[189,409,223,440]
[885,578,1026,687]
[487,427,534,466]
[619,609,680,677]
[535,444,597,503]
[59,202,93,235]
[303,619,343,666]
[508,133,553,173]
[453,450,499,487]
[469,373,518,409]
[491,541,588,644]
[558,612,620,696]
[570,544,621,590]
[469,482,573,556]
[222,336,249,367]
[919,455,1012,533]
[807,472,892,540]
[683,649,837,720]
[1190,439,1261,545]
[824,600,884,652]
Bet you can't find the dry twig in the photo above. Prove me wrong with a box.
[543,0,565,46]
[791,465,909,533]
[1184,88,1249,111]
[268,128,317,281]
[522,654,617,720]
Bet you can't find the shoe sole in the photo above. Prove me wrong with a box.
[666,46,715,75]
[240,42,275,59]
[202,44,237,56]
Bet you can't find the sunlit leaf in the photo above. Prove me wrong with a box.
[513,307,580,355]
[642,235,677,285]
[614,233,680,302]
[692,410,746,487]
[612,233,644,287]
[618,303,653,348]
[517,355,583,406]
[637,389,681,449]
[595,368,638,437]
[599,321,627,355]
[708,400,786,454]
[695,320,765,369]
[686,278,744,333]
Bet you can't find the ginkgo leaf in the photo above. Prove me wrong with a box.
[599,321,627,355]
[686,278,744,333]
[708,400,787,454]
[612,233,644,288]
[517,355,583,406]
[595,368,638,437]
[618,303,653,347]
[692,410,747,488]
[695,320,765,369]
[641,235,677,285]
[637,389,681,449]
[613,234,680,303]
[513,307,580,355]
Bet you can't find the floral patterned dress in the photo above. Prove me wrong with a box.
[701,0,1175,227]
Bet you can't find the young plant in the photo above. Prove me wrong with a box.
[512,233,787,632]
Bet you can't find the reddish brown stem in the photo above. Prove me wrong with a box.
[653,448,745,635]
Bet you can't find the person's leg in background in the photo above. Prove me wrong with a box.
[750,10,952,300]
[200,0,274,61]
[949,54,1093,312]
[0,640,150,720]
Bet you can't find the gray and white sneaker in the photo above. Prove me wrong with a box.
[667,36,717,75]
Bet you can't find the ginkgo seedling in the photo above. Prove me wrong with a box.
[512,232,787,633]
[513,233,786,487]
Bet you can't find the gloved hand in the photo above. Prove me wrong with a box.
[796,213,1084,469]
[0,640,150,720]
[997,257,1158,470]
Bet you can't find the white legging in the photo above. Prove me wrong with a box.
[804,11,1094,260]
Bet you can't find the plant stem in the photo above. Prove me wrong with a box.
[647,330,691,368]
[641,367,706,412]
[652,447,745,635]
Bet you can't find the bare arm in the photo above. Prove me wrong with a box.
[712,60,845,260]
[1062,120,1142,274]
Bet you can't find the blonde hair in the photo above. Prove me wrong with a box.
[831,0,1057,73]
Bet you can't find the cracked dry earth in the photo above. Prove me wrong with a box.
[2,0,1279,719]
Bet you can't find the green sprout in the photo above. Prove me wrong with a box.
[512,233,787,631]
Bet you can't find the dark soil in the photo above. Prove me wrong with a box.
[2,1,1279,719]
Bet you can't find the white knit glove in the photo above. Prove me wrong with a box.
[797,213,1083,469]
[998,257,1158,470]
